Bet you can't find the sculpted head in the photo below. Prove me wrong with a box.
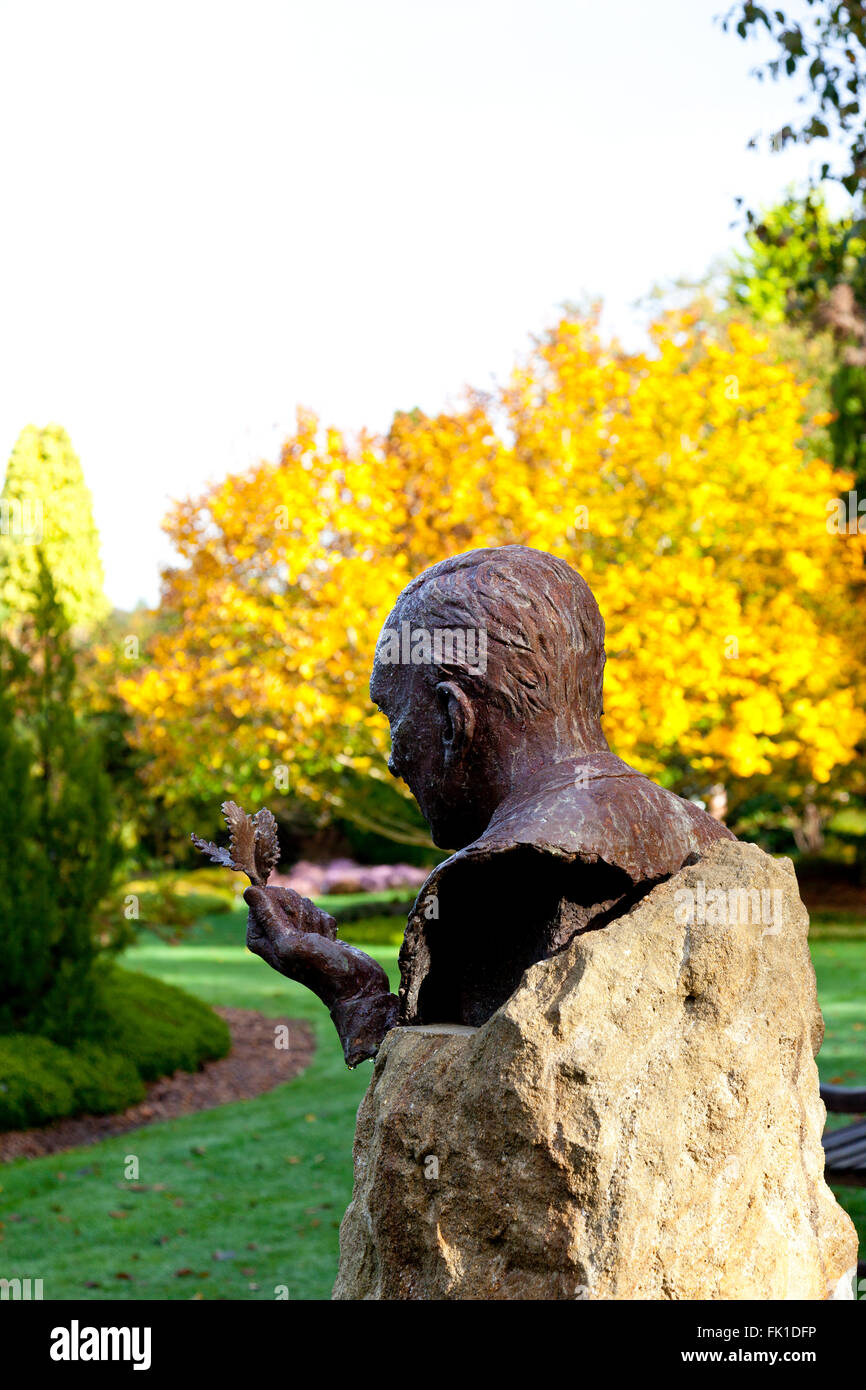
[369,546,609,849]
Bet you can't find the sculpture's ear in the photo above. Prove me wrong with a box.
[435,681,475,768]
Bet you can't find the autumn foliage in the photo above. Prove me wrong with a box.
[120,310,866,842]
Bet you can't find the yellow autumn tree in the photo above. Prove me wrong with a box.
[120,309,866,843]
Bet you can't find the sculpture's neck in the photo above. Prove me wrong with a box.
[490,718,610,806]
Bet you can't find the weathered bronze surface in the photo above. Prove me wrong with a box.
[241,546,734,1065]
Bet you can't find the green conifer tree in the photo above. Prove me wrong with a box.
[0,424,110,632]
[0,556,119,1039]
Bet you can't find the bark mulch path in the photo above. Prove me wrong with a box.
[0,1008,315,1163]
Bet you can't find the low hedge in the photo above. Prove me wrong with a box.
[318,892,417,924]
[0,1035,144,1131]
[93,965,231,1081]
[339,914,407,947]
[0,966,230,1132]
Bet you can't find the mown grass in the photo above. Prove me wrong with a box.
[0,907,863,1299]
[0,907,397,1300]
[804,937,866,1251]
[806,910,866,941]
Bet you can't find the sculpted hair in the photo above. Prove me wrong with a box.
[394,545,606,724]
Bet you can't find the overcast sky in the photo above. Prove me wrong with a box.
[0,0,845,608]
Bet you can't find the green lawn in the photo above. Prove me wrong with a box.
[0,909,398,1301]
[806,938,866,1251]
[0,909,863,1300]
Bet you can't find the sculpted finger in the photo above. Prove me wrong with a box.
[258,884,302,923]
[268,886,337,939]
[244,885,292,942]
[244,915,281,971]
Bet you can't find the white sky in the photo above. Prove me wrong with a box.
[0,0,847,608]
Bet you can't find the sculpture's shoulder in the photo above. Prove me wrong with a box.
[397,754,736,1026]
[460,753,735,885]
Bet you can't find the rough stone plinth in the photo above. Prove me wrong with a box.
[333,840,858,1300]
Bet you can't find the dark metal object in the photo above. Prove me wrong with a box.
[821,1082,866,1115]
[821,1085,866,1292]
[242,884,398,1068]
[240,546,734,1066]
[820,1085,866,1280]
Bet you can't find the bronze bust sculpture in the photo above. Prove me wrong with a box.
[244,546,734,1066]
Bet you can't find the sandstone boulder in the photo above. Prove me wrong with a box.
[334,840,858,1299]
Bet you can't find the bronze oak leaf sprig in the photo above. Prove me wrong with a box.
[191,801,281,887]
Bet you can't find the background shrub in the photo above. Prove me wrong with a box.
[65,1044,145,1116]
[0,561,122,1042]
[89,965,231,1081]
[0,1036,77,1129]
[0,966,230,1131]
